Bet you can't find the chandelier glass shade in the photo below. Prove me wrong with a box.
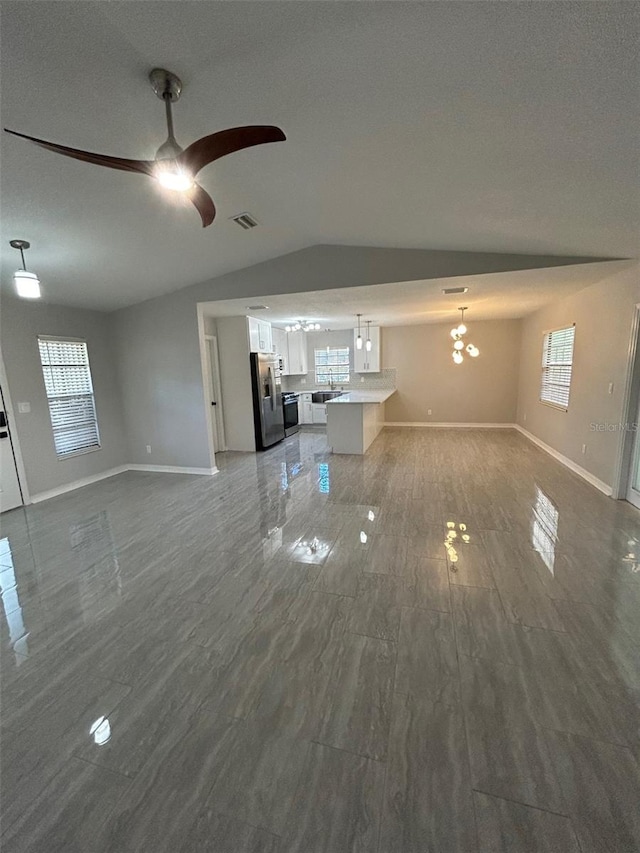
[285,320,321,332]
[450,307,479,364]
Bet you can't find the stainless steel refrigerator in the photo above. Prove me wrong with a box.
[250,353,285,450]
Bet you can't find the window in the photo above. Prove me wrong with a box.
[38,337,101,457]
[315,347,350,385]
[540,325,575,410]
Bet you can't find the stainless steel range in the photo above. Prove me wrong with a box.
[282,392,299,437]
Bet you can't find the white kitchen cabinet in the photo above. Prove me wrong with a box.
[287,330,308,375]
[312,403,327,425]
[247,317,273,354]
[298,393,313,424]
[353,325,381,373]
[272,327,287,360]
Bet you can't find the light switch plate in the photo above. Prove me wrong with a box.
[18,402,31,414]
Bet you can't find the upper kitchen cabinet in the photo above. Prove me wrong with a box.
[286,330,308,375]
[353,325,381,372]
[272,327,287,360]
[247,316,273,354]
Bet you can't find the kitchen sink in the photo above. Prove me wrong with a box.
[312,391,344,403]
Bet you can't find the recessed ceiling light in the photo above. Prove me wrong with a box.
[247,305,268,310]
[442,287,469,294]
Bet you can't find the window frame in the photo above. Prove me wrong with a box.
[37,335,102,459]
[539,324,576,412]
[314,346,350,386]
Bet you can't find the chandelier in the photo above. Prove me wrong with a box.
[450,307,479,364]
[285,319,321,332]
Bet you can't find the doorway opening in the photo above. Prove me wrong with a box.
[0,383,25,513]
[615,303,640,506]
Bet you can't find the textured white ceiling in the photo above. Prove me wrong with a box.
[201,261,624,329]
[0,1,638,310]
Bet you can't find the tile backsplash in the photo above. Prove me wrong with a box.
[283,367,396,392]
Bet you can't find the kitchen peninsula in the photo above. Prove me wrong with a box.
[326,389,396,454]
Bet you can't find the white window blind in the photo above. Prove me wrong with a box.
[315,347,350,385]
[540,325,575,410]
[38,337,101,457]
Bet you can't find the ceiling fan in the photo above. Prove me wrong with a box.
[4,68,286,228]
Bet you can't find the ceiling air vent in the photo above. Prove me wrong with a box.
[231,212,258,230]
[442,286,469,295]
[247,305,268,311]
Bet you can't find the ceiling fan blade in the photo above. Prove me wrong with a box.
[188,184,216,228]
[4,128,154,175]
[179,125,286,175]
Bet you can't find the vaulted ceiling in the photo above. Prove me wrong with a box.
[0,1,638,311]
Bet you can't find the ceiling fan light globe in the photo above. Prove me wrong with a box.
[453,351,464,364]
[454,340,464,350]
[14,269,41,299]
[450,328,459,339]
[457,323,467,335]
[155,167,194,192]
[469,346,480,357]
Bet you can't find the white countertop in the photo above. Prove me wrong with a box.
[326,389,396,405]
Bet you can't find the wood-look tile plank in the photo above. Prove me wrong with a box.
[395,607,460,706]
[379,694,477,853]
[1,758,131,853]
[452,585,521,664]
[177,811,280,853]
[474,791,581,853]
[546,730,640,853]
[317,632,395,760]
[281,742,385,853]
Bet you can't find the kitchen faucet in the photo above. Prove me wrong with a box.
[328,368,335,390]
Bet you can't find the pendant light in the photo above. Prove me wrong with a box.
[450,307,479,364]
[355,314,363,350]
[365,320,372,352]
[10,239,41,299]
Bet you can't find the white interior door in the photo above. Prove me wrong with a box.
[208,338,226,452]
[0,391,24,513]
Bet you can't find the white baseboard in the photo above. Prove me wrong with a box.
[30,465,129,503]
[29,463,218,504]
[128,464,219,476]
[384,422,516,429]
[514,424,612,496]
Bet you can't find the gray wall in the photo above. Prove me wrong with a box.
[383,320,522,423]
[216,316,255,452]
[113,244,594,470]
[516,261,640,488]
[0,296,127,496]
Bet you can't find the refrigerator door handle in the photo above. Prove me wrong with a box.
[268,367,275,411]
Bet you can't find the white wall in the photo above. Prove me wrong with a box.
[383,319,521,424]
[0,296,127,496]
[216,316,255,452]
[516,261,640,489]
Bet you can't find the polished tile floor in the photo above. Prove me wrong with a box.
[1,428,639,852]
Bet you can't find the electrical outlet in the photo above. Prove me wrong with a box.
[18,402,31,414]
[428,409,432,415]
[146,445,152,454]
[361,376,365,382]
[581,444,587,454]
[608,382,614,395]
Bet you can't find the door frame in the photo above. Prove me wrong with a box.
[0,352,30,506]
[612,302,640,501]
[206,335,226,452]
